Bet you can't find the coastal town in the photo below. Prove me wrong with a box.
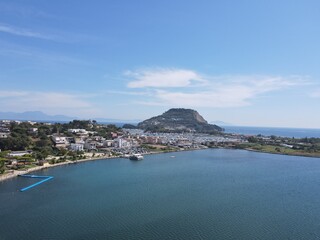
[1,115,320,181]
[0,119,243,177]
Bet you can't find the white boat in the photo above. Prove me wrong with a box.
[129,154,144,161]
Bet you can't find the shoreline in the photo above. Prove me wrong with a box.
[0,147,203,183]
[0,155,120,183]
[242,147,320,158]
[1,147,319,183]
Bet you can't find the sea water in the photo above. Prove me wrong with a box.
[1,149,320,239]
[224,126,320,138]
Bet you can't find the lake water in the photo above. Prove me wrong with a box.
[1,149,320,239]
[224,126,320,138]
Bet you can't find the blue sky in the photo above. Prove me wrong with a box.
[0,0,320,128]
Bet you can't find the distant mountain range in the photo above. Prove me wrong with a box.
[0,111,74,122]
[0,111,140,124]
[0,111,231,127]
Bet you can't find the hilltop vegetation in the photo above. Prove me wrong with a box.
[138,108,223,133]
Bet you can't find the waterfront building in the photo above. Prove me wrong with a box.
[70,143,84,151]
[84,140,97,150]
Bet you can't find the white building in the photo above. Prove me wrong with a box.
[70,143,84,151]
[51,136,68,144]
[68,129,88,134]
[103,140,114,147]
[28,128,38,133]
[92,136,106,142]
[8,151,32,157]
[113,138,131,148]
[51,136,69,148]
[0,132,9,138]
[84,140,97,150]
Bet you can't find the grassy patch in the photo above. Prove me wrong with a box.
[236,143,320,158]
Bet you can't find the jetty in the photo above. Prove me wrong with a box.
[18,174,54,192]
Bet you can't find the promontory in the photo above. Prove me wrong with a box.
[137,108,223,133]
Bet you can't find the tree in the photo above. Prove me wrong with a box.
[270,135,277,140]
[57,148,68,156]
[35,138,51,148]
[33,152,45,161]
[0,137,31,151]
[248,136,258,143]
[0,159,5,174]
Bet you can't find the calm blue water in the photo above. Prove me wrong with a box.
[1,149,320,239]
[224,126,320,138]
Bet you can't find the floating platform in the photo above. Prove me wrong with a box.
[18,174,54,192]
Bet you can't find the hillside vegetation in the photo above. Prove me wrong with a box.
[138,108,223,133]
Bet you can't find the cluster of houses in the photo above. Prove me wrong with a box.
[0,120,247,153]
[124,129,244,148]
[51,128,142,152]
[0,120,11,139]
[0,120,42,139]
[51,127,223,153]
[1,150,34,170]
[1,120,248,166]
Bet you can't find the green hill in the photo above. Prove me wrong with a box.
[138,108,223,133]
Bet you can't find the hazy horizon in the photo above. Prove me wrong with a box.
[2,109,320,130]
[1,1,320,128]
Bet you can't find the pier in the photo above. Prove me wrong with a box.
[18,174,54,192]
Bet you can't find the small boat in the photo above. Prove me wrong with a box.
[129,154,144,161]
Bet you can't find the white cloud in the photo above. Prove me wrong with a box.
[126,68,207,88]
[0,90,100,117]
[124,69,309,108]
[0,91,27,97]
[0,23,94,43]
[0,23,58,40]
[104,90,153,96]
[136,85,254,108]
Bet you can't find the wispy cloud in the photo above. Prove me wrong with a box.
[310,89,320,98]
[0,2,56,19]
[0,40,89,66]
[126,68,207,88]
[0,90,101,117]
[104,90,153,96]
[0,23,59,41]
[0,22,96,43]
[124,68,310,108]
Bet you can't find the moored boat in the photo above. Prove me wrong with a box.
[129,154,144,161]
